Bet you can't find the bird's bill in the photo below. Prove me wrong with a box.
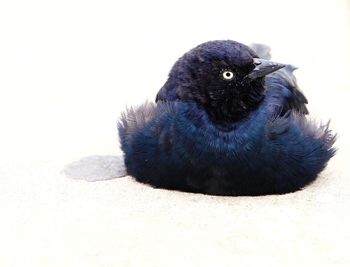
[245,58,285,80]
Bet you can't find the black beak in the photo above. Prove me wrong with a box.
[245,58,285,80]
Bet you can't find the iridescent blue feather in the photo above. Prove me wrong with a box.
[118,41,336,195]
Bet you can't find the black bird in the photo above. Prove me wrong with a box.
[118,40,336,196]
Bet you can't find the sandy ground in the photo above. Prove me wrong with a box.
[2,90,350,267]
[1,0,350,266]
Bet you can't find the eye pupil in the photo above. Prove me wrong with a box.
[222,71,234,80]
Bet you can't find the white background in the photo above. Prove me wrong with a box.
[0,0,349,162]
[0,1,350,266]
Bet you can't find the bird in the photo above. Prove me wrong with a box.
[118,40,336,196]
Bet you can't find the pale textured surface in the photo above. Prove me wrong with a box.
[1,0,350,266]
[63,155,126,181]
[0,114,349,267]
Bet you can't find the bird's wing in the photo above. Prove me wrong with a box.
[251,43,308,115]
[118,101,157,146]
[265,66,309,115]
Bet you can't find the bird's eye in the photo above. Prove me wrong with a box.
[222,70,235,81]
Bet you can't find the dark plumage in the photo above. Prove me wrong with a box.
[118,40,336,196]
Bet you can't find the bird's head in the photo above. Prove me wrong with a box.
[162,40,285,125]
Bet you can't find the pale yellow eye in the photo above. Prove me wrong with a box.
[222,70,234,80]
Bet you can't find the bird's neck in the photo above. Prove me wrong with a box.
[204,85,265,127]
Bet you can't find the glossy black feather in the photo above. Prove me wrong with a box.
[250,44,309,115]
[119,40,336,196]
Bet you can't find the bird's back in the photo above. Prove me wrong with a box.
[251,43,308,115]
[118,41,336,196]
[119,94,335,195]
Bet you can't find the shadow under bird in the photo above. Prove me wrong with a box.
[118,40,336,196]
